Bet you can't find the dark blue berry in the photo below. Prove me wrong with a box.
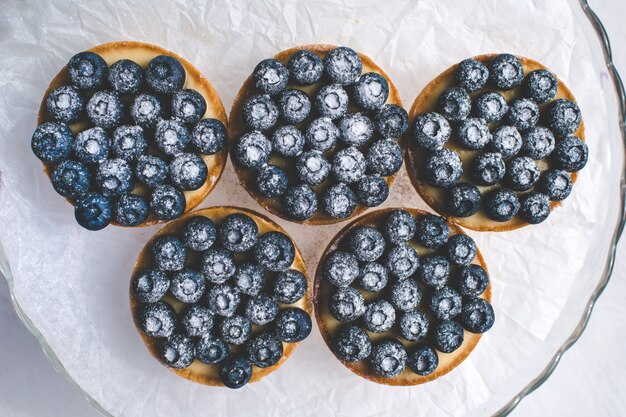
[519,192,551,224]
[150,184,186,220]
[438,87,471,122]
[522,126,555,160]
[357,262,388,293]
[32,122,73,164]
[434,320,464,353]
[273,269,307,304]
[456,58,488,92]
[68,51,107,90]
[161,335,194,370]
[424,148,463,188]
[171,89,207,124]
[506,98,539,131]
[355,175,389,207]
[145,55,185,94]
[181,304,214,337]
[170,268,206,303]
[456,117,491,150]
[234,131,272,169]
[191,118,227,154]
[111,125,147,161]
[207,283,240,317]
[489,54,523,90]
[196,334,229,365]
[201,248,236,284]
[389,278,421,311]
[351,72,389,110]
[46,85,85,124]
[168,153,208,190]
[108,59,144,94]
[155,119,191,156]
[415,214,450,249]
[552,135,588,172]
[282,184,318,220]
[132,268,170,303]
[152,234,187,271]
[296,151,331,185]
[278,89,311,124]
[254,231,295,271]
[523,69,557,103]
[429,286,462,321]
[455,264,489,297]
[288,49,324,85]
[333,325,372,362]
[305,117,339,152]
[114,193,149,226]
[384,244,419,280]
[219,213,258,253]
[135,155,168,188]
[130,94,163,128]
[95,158,134,197]
[472,152,506,185]
[315,83,349,120]
[399,310,429,342]
[484,188,520,222]
[363,299,396,333]
[374,104,408,138]
[382,210,416,244]
[445,234,476,266]
[138,301,176,338]
[87,90,124,129]
[242,94,279,131]
[323,250,359,287]
[220,315,252,345]
[348,226,386,262]
[412,112,451,151]
[322,183,357,219]
[233,262,265,296]
[332,146,366,184]
[491,125,522,160]
[366,139,403,176]
[275,308,312,343]
[272,125,305,157]
[51,160,91,199]
[253,59,289,95]
[74,127,109,165]
[247,332,283,368]
[74,192,112,230]
[329,286,366,322]
[446,183,481,217]
[474,91,508,123]
[323,47,362,85]
[256,164,289,198]
[407,345,438,376]
[183,216,216,251]
[460,298,495,333]
[219,354,252,389]
[505,156,539,191]
[546,99,582,137]
[338,112,374,147]
[417,254,450,289]
[537,169,572,201]
[369,338,406,378]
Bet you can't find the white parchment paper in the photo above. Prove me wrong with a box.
[0,0,622,416]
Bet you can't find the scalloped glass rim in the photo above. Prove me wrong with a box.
[1,0,624,416]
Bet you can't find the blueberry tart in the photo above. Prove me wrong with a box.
[229,45,407,225]
[314,208,493,385]
[130,206,312,388]
[406,54,586,231]
[33,41,228,230]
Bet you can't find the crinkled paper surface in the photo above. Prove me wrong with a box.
[0,0,622,416]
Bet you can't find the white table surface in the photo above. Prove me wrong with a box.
[1,1,624,416]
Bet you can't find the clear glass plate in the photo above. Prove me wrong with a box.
[0,0,623,416]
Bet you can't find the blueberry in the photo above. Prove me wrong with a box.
[272,125,305,157]
[278,89,311,124]
[196,334,229,365]
[366,139,403,176]
[429,286,462,320]
[460,298,495,333]
[351,72,389,110]
[506,98,539,131]
[242,94,279,131]
[234,262,266,296]
[152,234,187,271]
[357,262,388,293]
[135,155,168,188]
[484,188,520,222]
[296,150,331,185]
[446,183,482,217]
[323,47,362,85]
[247,331,283,368]
[253,59,289,95]
[322,183,357,219]
[355,175,389,207]
[438,87,471,122]
[552,135,588,172]
[423,148,463,188]
[505,156,539,191]
[275,308,312,343]
[412,112,451,151]
[32,122,74,164]
[282,184,318,220]
[220,315,252,345]
[417,254,450,289]
[399,310,430,342]
[46,85,85,124]
[455,264,489,297]
[138,301,176,338]
[322,250,359,287]
[132,268,170,303]
[472,152,506,185]
[219,354,252,389]
[546,99,582,136]
[207,283,240,317]
[456,117,492,150]
[537,169,572,201]
[305,117,340,152]
[415,214,450,249]
[407,345,438,376]
[329,286,366,322]
[67,51,108,90]
[159,334,195,369]
[169,153,208,191]
[445,234,476,266]
[130,94,163,128]
[246,294,279,325]
[73,127,109,165]
[256,164,289,198]
[523,69,557,103]
[384,244,419,280]
[338,112,374,147]
[150,184,186,220]
[111,125,147,161]
[332,146,367,184]
[488,54,523,90]
[171,89,207,124]
[191,118,227,154]
[369,339,407,378]
[389,278,421,311]
[474,92,508,123]
[155,119,191,156]
[95,158,134,197]
[363,299,396,333]
[183,216,217,251]
[288,49,324,85]
[348,226,386,262]
[382,210,416,244]
[51,160,91,199]
[114,193,149,226]
[86,90,124,129]
[521,126,555,160]
[315,83,349,120]
[273,269,307,304]
[170,268,206,303]
[181,304,214,337]
[519,192,551,224]
[254,231,295,271]
[201,248,236,284]
[333,325,372,362]
[145,55,185,94]
[456,58,489,92]
[491,125,522,160]
[234,131,272,169]
[434,320,464,353]
[374,104,408,139]
[107,59,144,94]
[74,192,112,230]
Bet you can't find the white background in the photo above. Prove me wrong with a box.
[1,1,624,416]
